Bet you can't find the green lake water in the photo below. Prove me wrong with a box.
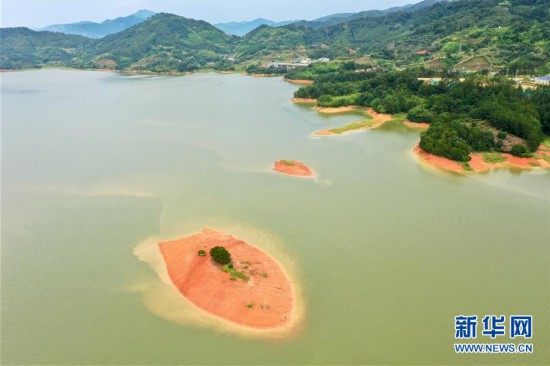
[2,69,549,365]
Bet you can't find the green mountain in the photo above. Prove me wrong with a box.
[237,0,549,73]
[78,13,233,71]
[214,18,297,36]
[301,0,449,28]
[0,27,89,69]
[40,10,155,38]
[1,0,548,74]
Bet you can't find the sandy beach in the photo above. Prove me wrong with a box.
[284,78,314,85]
[314,105,366,114]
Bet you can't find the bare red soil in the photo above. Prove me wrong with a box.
[158,228,295,329]
[273,160,315,177]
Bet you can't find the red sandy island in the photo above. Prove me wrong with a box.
[413,143,550,173]
[273,160,315,177]
[158,228,295,329]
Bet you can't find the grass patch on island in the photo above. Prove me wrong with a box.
[461,162,474,171]
[222,264,249,281]
[482,152,506,164]
[281,160,295,166]
[327,119,377,134]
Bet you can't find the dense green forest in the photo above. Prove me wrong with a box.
[1,14,234,71]
[290,62,548,161]
[235,0,550,73]
[77,14,233,72]
[0,27,88,69]
[1,0,549,73]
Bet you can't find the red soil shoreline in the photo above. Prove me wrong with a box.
[314,105,365,114]
[284,78,314,85]
[413,143,550,173]
[158,228,295,329]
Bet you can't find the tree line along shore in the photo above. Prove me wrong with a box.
[283,61,550,172]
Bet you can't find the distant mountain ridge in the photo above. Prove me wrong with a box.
[302,0,450,28]
[1,0,548,75]
[37,0,448,38]
[214,18,298,36]
[40,9,155,38]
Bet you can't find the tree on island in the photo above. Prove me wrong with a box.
[210,246,231,264]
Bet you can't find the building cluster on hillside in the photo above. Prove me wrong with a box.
[355,66,382,73]
[267,57,330,69]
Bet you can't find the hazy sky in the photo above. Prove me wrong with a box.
[1,0,423,28]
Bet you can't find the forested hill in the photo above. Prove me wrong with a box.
[0,27,89,69]
[1,0,549,73]
[238,0,550,73]
[298,0,448,28]
[76,13,233,71]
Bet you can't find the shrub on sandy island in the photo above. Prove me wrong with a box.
[210,246,231,264]
[198,250,206,256]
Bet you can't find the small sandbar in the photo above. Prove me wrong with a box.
[413,143,550,173]
[273,160,315,178]
[158,228,297,330]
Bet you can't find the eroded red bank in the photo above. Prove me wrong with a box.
[413,143,550,173]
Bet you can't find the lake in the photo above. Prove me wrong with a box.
[2,69,549,364]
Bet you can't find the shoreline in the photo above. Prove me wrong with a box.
[413,143,550,173]
[0,66,254,78]
[284,78,314,85]
[155,228,301,334]
[291,98,318,104]
[313,105,368,114]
